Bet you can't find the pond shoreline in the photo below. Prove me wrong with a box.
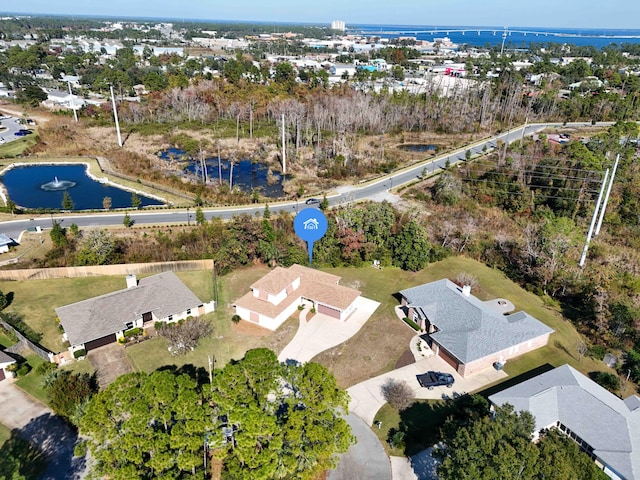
[0,162,167,210]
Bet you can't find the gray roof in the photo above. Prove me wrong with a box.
[56,271,203,346]
[489,364,640,480]
[0,234,12,246]
[400,279,553,363]
[0,350,15,365]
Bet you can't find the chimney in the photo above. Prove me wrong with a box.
[462,285,471,297]
[126,274,137,289]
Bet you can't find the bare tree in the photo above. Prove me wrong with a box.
[156,317,213,355]
[381,379,414,411]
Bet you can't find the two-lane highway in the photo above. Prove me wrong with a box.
[0,122,613,240]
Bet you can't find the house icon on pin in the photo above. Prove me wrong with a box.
[303,218,319,230]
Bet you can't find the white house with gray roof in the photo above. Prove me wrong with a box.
[56,271,214,353]
[399,279,553,376]
[489,364,640,480]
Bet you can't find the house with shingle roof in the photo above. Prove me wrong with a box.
[399,279,553,377]
[234,264,361,330]
[489,364,640,480]
[56,271,214,354]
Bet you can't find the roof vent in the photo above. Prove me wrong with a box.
[126,274,137,289]
[462,285,471,297]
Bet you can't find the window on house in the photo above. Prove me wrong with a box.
[168,315,173,321]
[125,322,134,329]
[186,309,191,315]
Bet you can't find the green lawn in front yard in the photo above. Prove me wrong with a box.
[373,399,458,456]
[0,422,10,445]
[14,354,50,405]
[0,328,17,348]
[0,134,37,158]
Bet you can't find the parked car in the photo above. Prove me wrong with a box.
[14,129,32,136]
[305,198,321,205]
[416,371,455,390]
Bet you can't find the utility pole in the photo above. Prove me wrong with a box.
[68,82,78,122]
[579,168,609,267]
[110,85,122,147]
[594,154,619,236]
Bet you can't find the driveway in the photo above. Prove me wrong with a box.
[0,380,86,479]
[278,297,380,363]
[347,355,507,426]
[88,343,133,388]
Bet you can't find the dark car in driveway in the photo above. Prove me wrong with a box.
[416,371,455,390]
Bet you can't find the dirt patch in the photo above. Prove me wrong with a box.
[88,343,134,388]
[395,349,415,369]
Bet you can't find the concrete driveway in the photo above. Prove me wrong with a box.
[278,297,380,363]
[0,380,86,479]
[88,342,133,387]
[347,354,507,426]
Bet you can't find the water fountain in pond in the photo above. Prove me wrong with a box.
[41,176,76,191]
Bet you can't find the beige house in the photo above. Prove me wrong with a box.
[234,264,361,330]
[56,271,215,354]
[399,279,553,377]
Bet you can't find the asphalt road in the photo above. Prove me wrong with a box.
[0,122,612,240]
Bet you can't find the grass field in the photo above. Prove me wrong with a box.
[0,134,38,158]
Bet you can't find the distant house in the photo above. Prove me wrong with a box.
[234,264,361,330]
[56,272,214,354]
[489,364,640,480]
[0,234,13,254]
[399,279,553,377]
[0,350,16,381]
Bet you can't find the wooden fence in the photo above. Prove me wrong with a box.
[0,259,214,281]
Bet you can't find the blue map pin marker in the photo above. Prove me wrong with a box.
[294,207,328,265]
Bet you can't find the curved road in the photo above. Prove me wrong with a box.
[0,122,611,240]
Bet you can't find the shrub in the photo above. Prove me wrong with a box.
[73,349,87,359]
[36,361,57,375]
[156,317,213,355]
[298,305,304,311]
[124,327,143,338]
[588,345,607,360]
[590,371,620,392]
[403,317,420,331]
[310,308,316,314]
[381,378,414,411]
[231,314,241,324]
[73,440,88,458]
[16,363,31,377]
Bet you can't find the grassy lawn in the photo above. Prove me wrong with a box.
[0,329,17,348]
[14,354,50,405]
[373,400,457,456]
[0,135,38,158]
[0,421,47,479]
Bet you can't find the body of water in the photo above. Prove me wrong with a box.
[1,164,163,210]
[157,149,287,198]
[349,24,640,49]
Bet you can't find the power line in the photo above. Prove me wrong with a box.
[461,178,601,194]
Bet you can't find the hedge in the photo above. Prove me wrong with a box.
[402,317,420,331]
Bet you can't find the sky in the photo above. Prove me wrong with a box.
[3,0,640,30]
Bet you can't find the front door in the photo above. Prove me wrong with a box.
[142,312,153,325]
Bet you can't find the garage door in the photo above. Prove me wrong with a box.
[438,346,460,371]
[317,304,341,319]
[0,368,5,381]
[85,334,117,351]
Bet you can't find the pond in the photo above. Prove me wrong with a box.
[0,164,163,210]
[398,144,438,152]
[157,149,287,198]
